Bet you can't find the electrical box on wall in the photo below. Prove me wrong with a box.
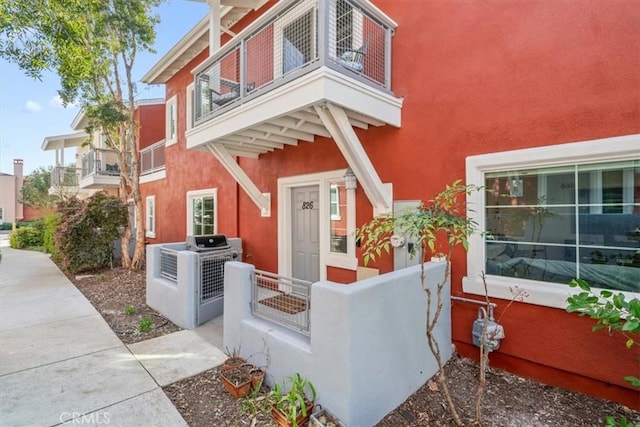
[392,200,422,271]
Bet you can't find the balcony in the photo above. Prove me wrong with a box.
[79,148,121,189]
[140,140,166,182]
[188,0,401,157]
[49,166,80,195]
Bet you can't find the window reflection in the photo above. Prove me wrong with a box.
[330,182,348,253]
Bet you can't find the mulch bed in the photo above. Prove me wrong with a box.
[67,267,182,344]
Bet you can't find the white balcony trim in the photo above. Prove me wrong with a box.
[140,169,166,184]
[315,102,392,215]
[186,66,402,149]
[205,143,271,216]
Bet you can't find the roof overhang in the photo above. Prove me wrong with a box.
[142,0,269,85]
[141,16,210,85]
[42,132,89,151]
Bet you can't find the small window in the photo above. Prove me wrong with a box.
[145,196,156,238]
[166,95,178,146]
[0,206,4,224]
[187,189,217,236]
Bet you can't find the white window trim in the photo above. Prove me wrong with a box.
[0,205,4,224]
[186,188,218,236]
[329,184,342,221]
[278,169,357,281]
[145,195,156,238]
[464,134,640,309]
[186,82,194,132]
[165,95,178,146]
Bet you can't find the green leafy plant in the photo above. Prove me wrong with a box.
[124,305,136,315]
[241,381,270,417]
[138,316,153,333]
[357,180,481,426]
[270,373,316,426]
[54,192,128,273]
[9,226,44,249]
[567,278,640,387]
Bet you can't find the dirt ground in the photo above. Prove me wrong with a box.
[69,266,640,426]
[70,267,181,344]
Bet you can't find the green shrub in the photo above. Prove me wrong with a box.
[55,192,127,273]
[42,213,60,255]
[0,223,12,231]
[9,226,44,249]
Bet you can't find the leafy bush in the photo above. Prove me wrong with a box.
[9,226,44,249]
[55,192,127,273]
[0,222,12,231]
[42,213,60,255]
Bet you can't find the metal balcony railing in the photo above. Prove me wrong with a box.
[51,166,79,187]
[140,140,166,175]
[80,148,120,179]
[194,0,394,125]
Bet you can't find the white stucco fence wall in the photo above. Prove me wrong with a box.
[223,260,451,427]
[146,243,199,329]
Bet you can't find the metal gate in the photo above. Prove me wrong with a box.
[196,250,235,325]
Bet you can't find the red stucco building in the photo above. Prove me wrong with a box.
[140,0,640,409]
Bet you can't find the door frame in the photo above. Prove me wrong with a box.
[278,169,356,281]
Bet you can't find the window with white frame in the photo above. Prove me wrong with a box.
[0,206,4,224]
[165,95,177,146]
[464,134,640,308]
[145,196,156,238]
[187,189,217,236]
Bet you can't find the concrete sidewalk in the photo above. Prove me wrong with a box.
[0,248,196,427]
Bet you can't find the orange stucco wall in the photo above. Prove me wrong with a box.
[136,104,166,150]
[145,0,639,408]
[140,50,239,245]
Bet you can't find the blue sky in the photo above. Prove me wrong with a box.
[0,0,210,175]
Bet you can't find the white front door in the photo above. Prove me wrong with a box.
[292,185,320,282]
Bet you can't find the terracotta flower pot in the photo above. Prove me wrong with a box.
[249,367,265,388]
[271,401,314,427]
[223,356,246,372]
[221,369,252,399]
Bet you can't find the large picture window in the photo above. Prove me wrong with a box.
[187,189,217,236]
[465,135,640,308]
[484,161,639,292]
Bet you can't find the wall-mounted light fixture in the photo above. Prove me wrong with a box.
[344,167,357,190]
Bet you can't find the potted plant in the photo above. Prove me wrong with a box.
[269,373,316,427]
[223,347,246,371]
[249,366,265,389]
[221,368,252,399]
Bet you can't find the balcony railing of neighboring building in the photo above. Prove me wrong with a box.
[140,140,166,176]
[80,148,121,179]
[194,0,394,126]
[51,166,80,188]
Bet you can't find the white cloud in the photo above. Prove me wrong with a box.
[49,95,64,108]
[24,100,42,112]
